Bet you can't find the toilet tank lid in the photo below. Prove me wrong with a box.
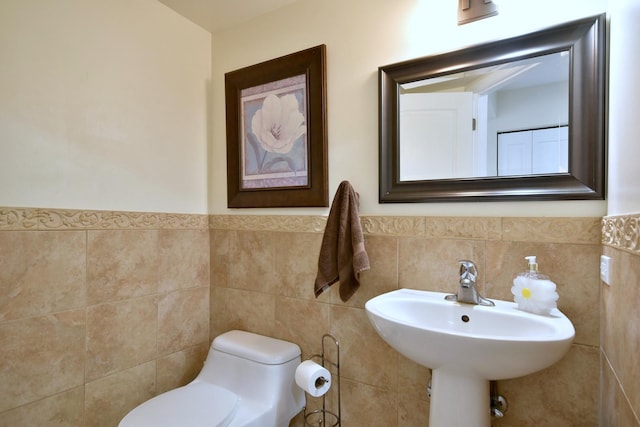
[213,330,301,365]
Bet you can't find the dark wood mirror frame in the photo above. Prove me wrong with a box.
[379,14,606,203]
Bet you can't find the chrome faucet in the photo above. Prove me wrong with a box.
[445,260,495,306]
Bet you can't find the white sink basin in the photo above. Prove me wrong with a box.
[365,288,574,379]
[365,288,575,426]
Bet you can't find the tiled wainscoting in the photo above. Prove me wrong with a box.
[3,208,628,426]
[601,215,640,426]
[210,215,602,427]
[0,208,210,427]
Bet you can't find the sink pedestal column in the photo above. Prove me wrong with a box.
[429,369,490,427]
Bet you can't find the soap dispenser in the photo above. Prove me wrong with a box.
[511,256,559,315]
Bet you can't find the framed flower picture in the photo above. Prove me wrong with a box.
[225,45,328,208]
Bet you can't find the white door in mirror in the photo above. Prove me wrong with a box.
[400,92,473,180]
[498,126,568,176]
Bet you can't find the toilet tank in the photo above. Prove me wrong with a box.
[198,330,305,426]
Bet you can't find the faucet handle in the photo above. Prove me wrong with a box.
[458,260,478,284]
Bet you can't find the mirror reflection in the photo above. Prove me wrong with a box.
[399,51,570,181]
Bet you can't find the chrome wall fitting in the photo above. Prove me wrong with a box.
[428,375,508,419]
[490,381,509,418]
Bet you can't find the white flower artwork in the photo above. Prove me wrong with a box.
[240,79,309,189]
[251,93,307,155]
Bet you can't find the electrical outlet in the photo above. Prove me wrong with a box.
[600,255,611,285]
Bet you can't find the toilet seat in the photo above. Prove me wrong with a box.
[119,382,239,427]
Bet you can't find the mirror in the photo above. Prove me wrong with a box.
[379,14,606,202]
[399,51,570,180]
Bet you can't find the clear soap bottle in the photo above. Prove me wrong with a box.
[511,256,559,315]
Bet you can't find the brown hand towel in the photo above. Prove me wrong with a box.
[314,181,370,302]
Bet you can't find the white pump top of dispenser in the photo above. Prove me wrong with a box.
[525,255,539,272]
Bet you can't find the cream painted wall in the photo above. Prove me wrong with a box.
[607,0,640,216]
[0,0,211,214]
[210,0,608,216]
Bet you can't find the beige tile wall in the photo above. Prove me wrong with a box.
[0,208,614,426]
[211,215,602,427]
[601,215,640,426]
[0,208,210,427]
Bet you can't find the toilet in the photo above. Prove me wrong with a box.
[119,330,306,427]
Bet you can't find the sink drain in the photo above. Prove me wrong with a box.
[461,315,470,322]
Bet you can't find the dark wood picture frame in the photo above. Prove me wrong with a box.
[225,45,328,208]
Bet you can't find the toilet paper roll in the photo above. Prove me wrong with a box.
[295,360,331,397]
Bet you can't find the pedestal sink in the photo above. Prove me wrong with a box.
[365,288,575,427]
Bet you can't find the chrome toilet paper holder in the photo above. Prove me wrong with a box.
[303,334,341,427]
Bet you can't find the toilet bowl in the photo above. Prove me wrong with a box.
[119,330,306,427]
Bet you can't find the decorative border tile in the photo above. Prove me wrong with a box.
[209,215,327,233]
[209,215,427,236]
[0,208,39,230]
[502,217,601,244]
[0,208,208,230]
[2,208,606,245]
[209,215,600,244]
[361,216,426,237]
[602,214,640,254]
[425,217,502,240]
